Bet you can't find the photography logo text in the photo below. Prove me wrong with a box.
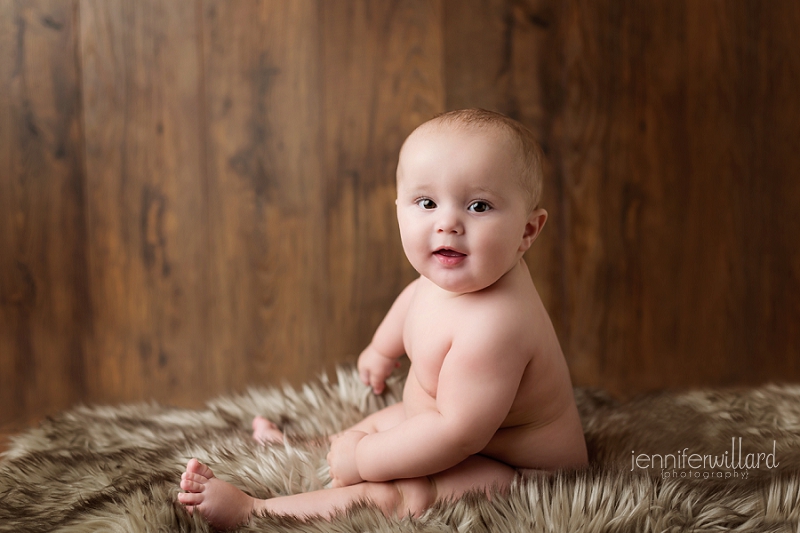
[631,437,779,481]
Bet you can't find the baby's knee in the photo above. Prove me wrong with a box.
[364,477,436,518]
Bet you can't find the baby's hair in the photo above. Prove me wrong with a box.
[423,109,544,211]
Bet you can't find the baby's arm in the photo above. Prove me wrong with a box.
[358,279,417,394]
[349,317,528,482]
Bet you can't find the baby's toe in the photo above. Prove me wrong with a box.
[178,490,203,506]
[182,471,209,484]
[186,458,215,479]
[180,478,206,493]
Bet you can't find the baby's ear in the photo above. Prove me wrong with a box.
[519,209,548,252]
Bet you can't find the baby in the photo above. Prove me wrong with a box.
[178,109,588,527]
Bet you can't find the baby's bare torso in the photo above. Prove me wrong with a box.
[401,261,588,471]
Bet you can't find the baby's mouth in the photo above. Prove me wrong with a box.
[433,247,467,265]
[434,248,466,258]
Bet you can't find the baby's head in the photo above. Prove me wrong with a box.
[395,109,548,294]
[399,109,545,212]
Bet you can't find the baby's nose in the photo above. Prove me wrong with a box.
[436,210,464,234]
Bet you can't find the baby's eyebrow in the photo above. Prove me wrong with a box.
[401,187,430,197]
[469,185,501,197]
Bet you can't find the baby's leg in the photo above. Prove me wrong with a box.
[178,454,516,527]
[426,454,518,505]
[306,454,518,518]
[179,458,395,527]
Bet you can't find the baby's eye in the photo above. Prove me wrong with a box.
[417,198,437,210]
[468,201,491,213]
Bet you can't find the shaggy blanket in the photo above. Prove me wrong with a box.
[2,367,800,532]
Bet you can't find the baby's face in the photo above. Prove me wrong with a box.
[396,126,535,294]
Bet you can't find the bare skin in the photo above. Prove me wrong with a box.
[251,417,283,445]
[178,117,588,528]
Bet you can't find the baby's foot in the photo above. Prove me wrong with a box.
[252,416,284,444]
[178,458,256,529]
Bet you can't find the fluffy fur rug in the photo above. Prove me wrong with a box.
[2,366,800,532]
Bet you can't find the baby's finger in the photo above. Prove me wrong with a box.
[370,376,385,395]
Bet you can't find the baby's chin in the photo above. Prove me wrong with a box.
[424,274,499,296]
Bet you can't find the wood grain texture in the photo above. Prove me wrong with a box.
[553,0,800,394]
[80,0,209,406]
[200,0,328,391]
[682,0,800,384]
[0,0,89,424]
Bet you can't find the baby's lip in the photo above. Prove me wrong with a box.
[433,247,466,257]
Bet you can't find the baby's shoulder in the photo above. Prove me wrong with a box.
[470,272,539,317]
[457,290,540,346]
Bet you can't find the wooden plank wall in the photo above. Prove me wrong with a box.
[1,0,799,430]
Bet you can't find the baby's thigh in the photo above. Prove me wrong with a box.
[430,455,517,502]
[346,402,406,434]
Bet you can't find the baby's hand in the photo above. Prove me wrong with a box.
[327,430,367,488]
[357,345,400,395]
